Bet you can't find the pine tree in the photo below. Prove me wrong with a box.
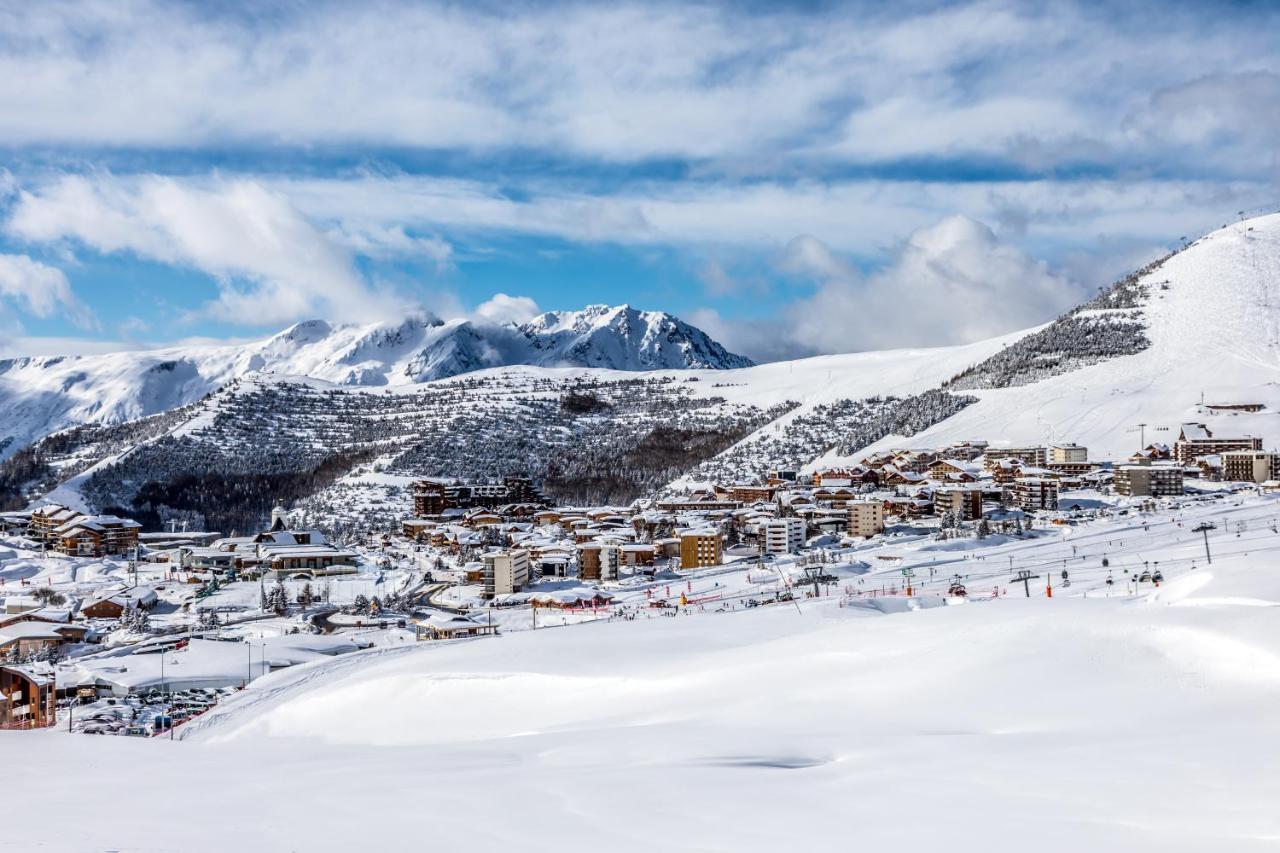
[269,580,288,615]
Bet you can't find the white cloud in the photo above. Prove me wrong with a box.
[0,1,1273,174]
[328,224,454,270]
[472,293,540,325]
[783,216,1083,354]
[6,174,408,326]
[777,234,857,280]
[0,252,95,329]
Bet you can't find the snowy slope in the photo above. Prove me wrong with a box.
[9,494,1280,852]
[0,305,752,459]
[848,214,1280,462]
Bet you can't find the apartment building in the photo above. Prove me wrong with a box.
[1011,477,1059,511]
[1048,444,1088,464]
[1114,464,1184,497]
[1174,423,1262,464]
[483,548,530,597]
[847,501,885,538]
[761,517,805,555]
[679,530,723,569]
[1220,450,1280,484]
[933,487,984,520]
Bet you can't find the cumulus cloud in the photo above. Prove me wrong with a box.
[472,293,541,325]
[0,252,95,329]
[777,234,858,280]
[6,174,408,326]
[782,216,1083,354]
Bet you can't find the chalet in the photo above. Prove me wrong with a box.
[879,467,927,487]
[812,487,859,506]
[402,518,435,539]
[656,498,740,512]
[0,623,68,659]
[52,514,142,557]
[80,586,158,619]
[413,613,497,641]
[529,590,614,610]
[27,505,83,546]
[927,458,982,482]
[0,511,32,534]
[0,666,56,729]
[945,440,988,461]
[724,484,781,503]
[1174,423,1262,464]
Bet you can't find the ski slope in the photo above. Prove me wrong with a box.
[855,215,1280,461]
[7,493,1280,852]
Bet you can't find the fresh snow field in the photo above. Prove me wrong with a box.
[7,493,1280,852]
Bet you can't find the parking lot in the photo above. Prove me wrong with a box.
[64,687,236,736]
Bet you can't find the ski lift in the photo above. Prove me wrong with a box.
[947,574,967,597]
[1101,557,1109,568]
[1105,573,1114,586]
[1151,570,1164,584]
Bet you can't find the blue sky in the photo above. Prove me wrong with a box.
[0,0,1277,361]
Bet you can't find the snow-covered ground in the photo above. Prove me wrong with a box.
[6,491,1280,851]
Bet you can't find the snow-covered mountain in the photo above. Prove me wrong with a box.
[0,304,752,459]
[9,213,1280,524]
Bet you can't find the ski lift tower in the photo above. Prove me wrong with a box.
[1010,569,1041,598]
[1192,522,1216,564]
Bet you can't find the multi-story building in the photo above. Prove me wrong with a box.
[847,501,885,538]
[412,476,548,516]
[985,446,1049,469]
[411,479,448,516]
[725,484,781,504]
[933,487,984,520]
[1220,450,1280,483]
[577,543,602,580]
[1048,444,1088,464]
[679,530,723,569]
[1114,464,1184,497]
[483,548,530,597]
[761,517,805,555]
[27,505,83,546]
[51,514,142,557]
[1174,423,1262,464]
[1011,477,1059,511]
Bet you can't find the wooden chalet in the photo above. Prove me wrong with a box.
[0,666,55,729]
